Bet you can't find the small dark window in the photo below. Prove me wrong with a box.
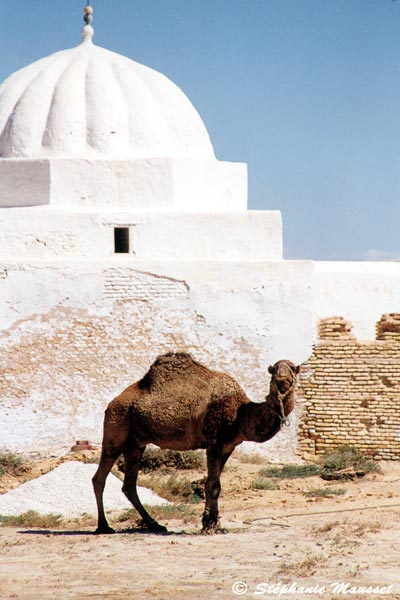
[114,227,130,253]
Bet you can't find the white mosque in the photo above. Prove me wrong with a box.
[0,6,399,457]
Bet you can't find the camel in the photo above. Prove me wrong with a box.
[92,352,300,534]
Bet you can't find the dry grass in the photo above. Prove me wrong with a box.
[304,487,345,498]
[0,510,63,528]
[313,517,381,538]
[237,452,266,465]
[67,513,97,528]
[116,503,197,526]
[315,519,383,551]
[347,563,364,578]
[275,553,324,577]
[0,451,28,478]
[139,449,205,472]
[139,473,203,503]
[350,520,382,535]
[331,530,361,549]
[312,520,340,534]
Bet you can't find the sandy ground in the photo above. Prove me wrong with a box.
[1,454,400,600]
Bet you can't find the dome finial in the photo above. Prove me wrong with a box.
[82,2,94,43]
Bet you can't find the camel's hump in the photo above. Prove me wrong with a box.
[152,352,205,370]
[138,352,209,389]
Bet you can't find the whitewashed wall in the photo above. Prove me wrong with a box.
[0,158,247,211]
[0,208,282,261]
[0,256,314,458]
[2,219,400,459]
[313,261,400,340]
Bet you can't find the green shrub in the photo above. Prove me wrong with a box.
[304,487,345,498]
[321,445,379,480]
[322,445,378,473]
[251,478,280,490]
[139,449,206,472]
[259,464,322,479]
[140,473,203,504]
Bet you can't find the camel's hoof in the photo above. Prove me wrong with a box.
[201,524,227,535]
[94,525,115,535]
[148,522,168,534]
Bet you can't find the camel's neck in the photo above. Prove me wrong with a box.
[241,387,295,443]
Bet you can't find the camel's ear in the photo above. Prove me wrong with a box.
[295,365,301,375]
[268,365,275,375]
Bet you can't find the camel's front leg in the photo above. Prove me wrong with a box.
[202,445,233,534]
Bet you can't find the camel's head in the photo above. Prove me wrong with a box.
[268,360,300,395]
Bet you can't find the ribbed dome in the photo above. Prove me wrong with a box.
[0,29,215,160]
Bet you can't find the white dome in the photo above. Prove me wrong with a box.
[0,29,215,160]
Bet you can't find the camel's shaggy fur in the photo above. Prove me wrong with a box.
[92,352,299,534]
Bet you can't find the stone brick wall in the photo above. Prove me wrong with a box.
[103,268,189,300]
[299,314,400,460]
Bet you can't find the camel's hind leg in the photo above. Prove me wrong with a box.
[93,400,130,533]
[122,444,167,533]
[92,449,120,534]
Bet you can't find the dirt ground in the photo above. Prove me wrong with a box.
[1,453,400,600]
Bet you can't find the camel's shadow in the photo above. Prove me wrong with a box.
[18,527,194,537]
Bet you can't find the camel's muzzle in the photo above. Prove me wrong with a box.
[276,379,292,394]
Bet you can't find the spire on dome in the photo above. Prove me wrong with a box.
[82,2,94,43]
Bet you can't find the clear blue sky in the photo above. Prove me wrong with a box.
[1,0,399,260]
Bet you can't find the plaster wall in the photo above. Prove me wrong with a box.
[0,35,216,162]
[0,258,314,458]
[2,253,400,459]
[0,158,247,211]
[312,261,400,340]
[2,229,400,460]
[0,160,50,207]
[0,208,282,261]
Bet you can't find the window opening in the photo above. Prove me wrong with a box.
[114,227,130,253]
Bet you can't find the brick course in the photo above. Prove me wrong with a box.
[299,314,400,460]
[103,268,188,300]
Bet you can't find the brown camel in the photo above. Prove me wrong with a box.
[92,352,299,534]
